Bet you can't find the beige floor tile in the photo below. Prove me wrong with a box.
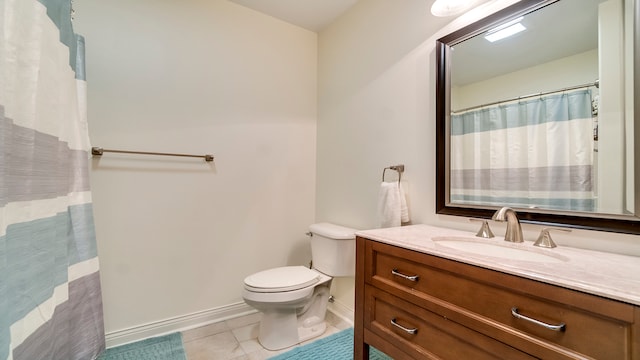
[184,331,245,360]
[182,310,352,359]
[325,311,352,331]
[231,322,259,342]
[239,339,288,360]
[182,321,230,342]
[238,338,263,354]
[225,312,261,329]
[243,350,268,360]
[240,336,293,357]
[243,347,283,360]
[228,355,250,360]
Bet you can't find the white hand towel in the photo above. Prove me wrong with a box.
[377,182,410,228]
[399,183,410,223]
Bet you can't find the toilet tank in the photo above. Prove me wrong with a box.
[309,223,357,277]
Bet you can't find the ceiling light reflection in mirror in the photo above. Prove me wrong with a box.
[485,17,526,42]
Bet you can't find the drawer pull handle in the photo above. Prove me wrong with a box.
[511,307,566,332]
[391,269,419,282]
[391,318,418,335]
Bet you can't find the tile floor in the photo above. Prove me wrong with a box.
[181,311,353,360]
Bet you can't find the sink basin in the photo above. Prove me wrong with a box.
[432,237,567,263]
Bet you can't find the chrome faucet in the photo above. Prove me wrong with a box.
[492,207,524,243]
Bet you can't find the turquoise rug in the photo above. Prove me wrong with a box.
[98,333,187,360]
[269,328,392,360]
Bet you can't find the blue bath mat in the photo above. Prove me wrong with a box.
[268,328,392,360]
[97,333,187,360]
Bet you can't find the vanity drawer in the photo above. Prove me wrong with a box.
[365,285,535,360]
[365,240,637,360]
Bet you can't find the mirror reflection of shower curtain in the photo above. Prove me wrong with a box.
[450,89,595,212]
[0,1,105,359]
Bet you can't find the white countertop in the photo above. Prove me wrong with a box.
[356,224,640,306]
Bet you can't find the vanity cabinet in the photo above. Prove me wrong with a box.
[354,236,640,359]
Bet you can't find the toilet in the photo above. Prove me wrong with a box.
[242,223,357,350]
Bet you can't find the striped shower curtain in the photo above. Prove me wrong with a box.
[1,0,105,359]
[450,89,595,212]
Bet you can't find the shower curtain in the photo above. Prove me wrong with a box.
[1,0,105,359]
[450,89,595,212]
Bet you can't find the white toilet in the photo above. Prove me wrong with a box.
[242,223,356,350]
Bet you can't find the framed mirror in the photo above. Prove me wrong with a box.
[436,0,640,234]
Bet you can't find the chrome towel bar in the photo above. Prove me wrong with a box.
[91,147,214,162]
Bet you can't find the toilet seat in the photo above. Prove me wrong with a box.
[244,266,320,293]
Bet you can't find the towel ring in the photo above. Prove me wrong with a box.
[382,165,404,183]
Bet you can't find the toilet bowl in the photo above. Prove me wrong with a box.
[242,223,356,350]
[243,266,332,350]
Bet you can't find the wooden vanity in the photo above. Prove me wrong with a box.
[354,227,640,359]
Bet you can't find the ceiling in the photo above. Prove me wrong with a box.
[451,0,604,85]
[228,0,360,32]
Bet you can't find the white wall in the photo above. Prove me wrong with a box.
[599,0,627,213]
[317,0,640,311]
[74,0,318,338]
[452,49,598,110]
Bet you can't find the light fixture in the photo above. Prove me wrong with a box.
[431,0,484,17]
[484,17,526,42]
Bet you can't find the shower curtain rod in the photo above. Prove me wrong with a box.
[452,80,599,114]
[91,147,214,162]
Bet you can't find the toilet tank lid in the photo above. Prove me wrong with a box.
[309,223,357,240]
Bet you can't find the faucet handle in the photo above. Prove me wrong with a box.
[534,227,571,248]
[469,218,495,238]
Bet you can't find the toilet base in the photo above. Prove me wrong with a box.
[297,319,327,344]
[256,282,332,350]
[258,314,327,351]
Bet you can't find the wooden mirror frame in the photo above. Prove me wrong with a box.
[435,0,640,234]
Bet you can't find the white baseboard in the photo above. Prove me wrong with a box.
[105,302,257,348]
[105,299,354,348]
